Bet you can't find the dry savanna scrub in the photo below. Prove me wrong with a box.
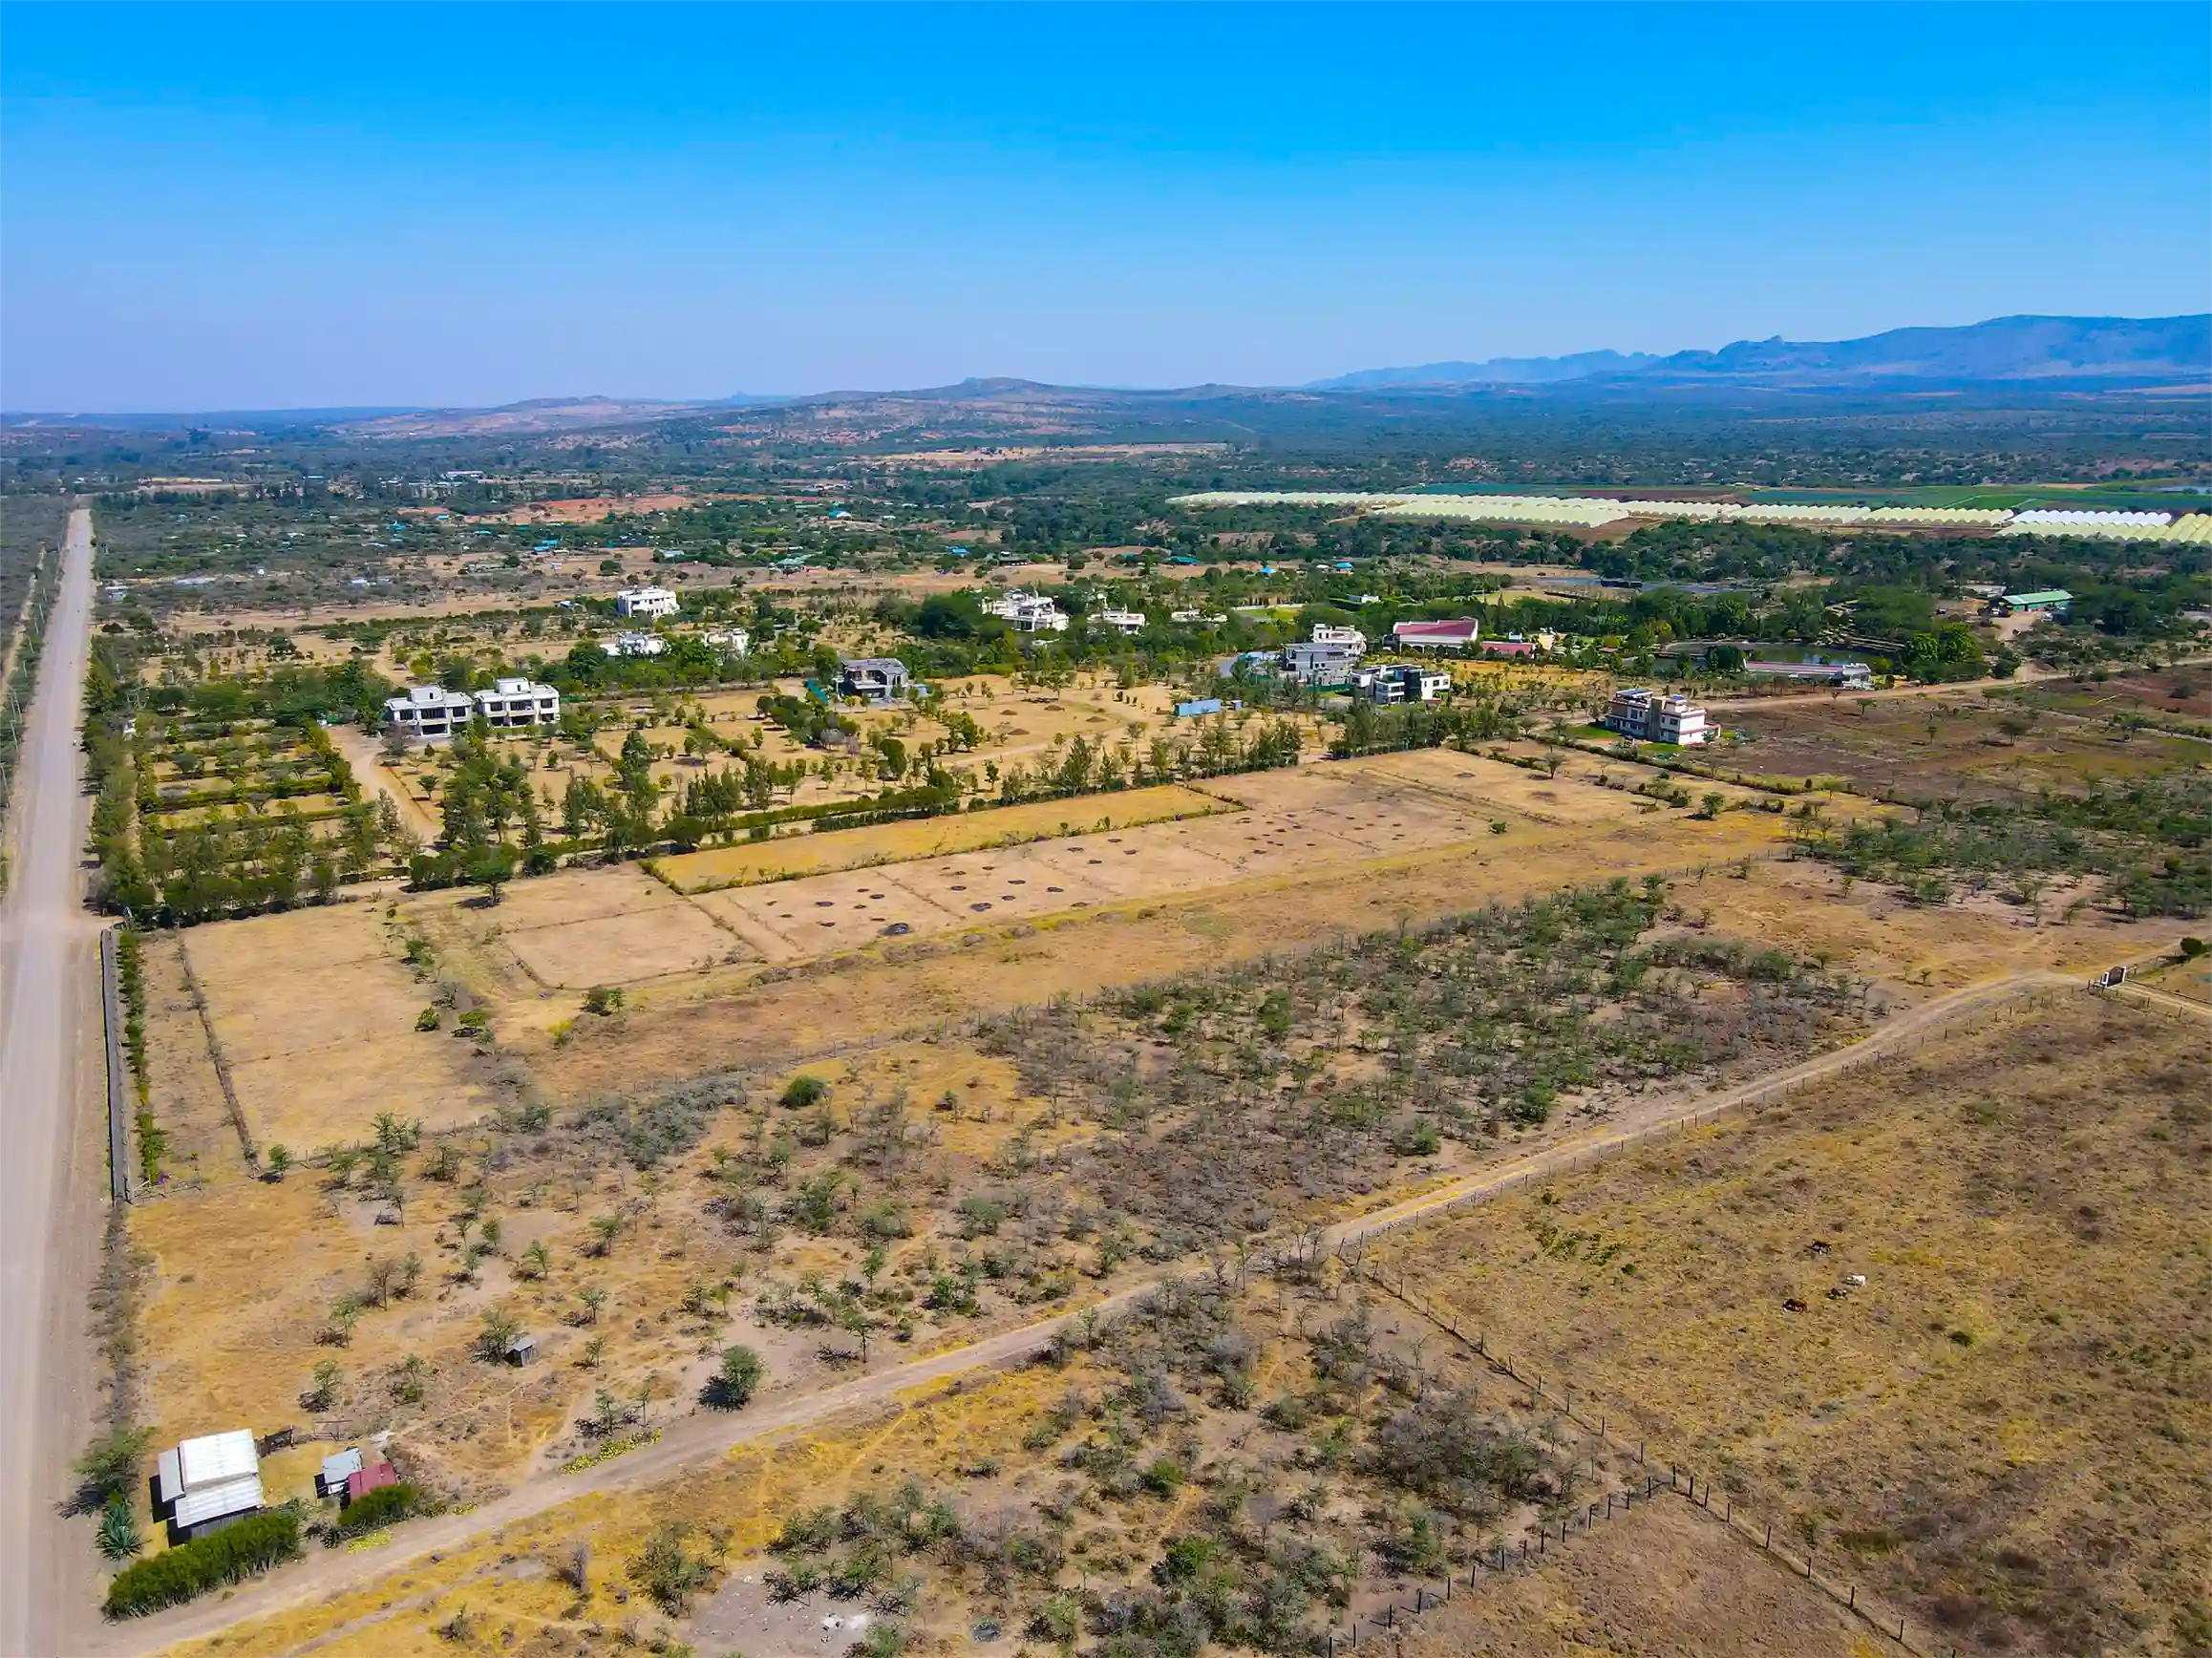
[1365,991,2212,1658]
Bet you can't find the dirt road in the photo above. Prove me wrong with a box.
[1700,653,2212,712]
[0,506,101,1658]
[92,963,2083,1657]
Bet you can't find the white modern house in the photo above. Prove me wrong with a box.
[1281,641,1363,685]
[157,1429,265,1541]
[983,590,1070,632]
[1353,664,1453,705]
[614,585,681,619]
[601,631,668,657]
[472,676,561,730]
[1310,624,1368,653]
[382,685,477,741]
[840,657,911,702]
[384,679,559,742]
[703,627,751,654]
[1095,608,1148,635]
[1604,688,1713,745]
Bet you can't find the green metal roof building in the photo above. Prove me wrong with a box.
[1994,589,2073,614]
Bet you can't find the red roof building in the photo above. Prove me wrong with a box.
[344,1462,398,1504]
[1392,619,1480,648]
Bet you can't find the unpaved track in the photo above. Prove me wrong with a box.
[0,507,100,1658]
[95,964,2077,1657]
[1700,653,2212,712]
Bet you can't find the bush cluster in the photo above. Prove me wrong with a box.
[102,1510,303,1618]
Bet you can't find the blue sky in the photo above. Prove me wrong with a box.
[4,2,2207,410]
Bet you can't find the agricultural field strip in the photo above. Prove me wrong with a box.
[1171,489,2210,542]
[90,964,2076,1658]
[500,767,1557,983]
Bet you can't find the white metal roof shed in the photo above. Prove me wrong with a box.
[172,1472,266,1530]
[178,1429,259,1490]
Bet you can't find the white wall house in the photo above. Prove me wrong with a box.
[983,590,1069,632]
[1605,688,1713,745]
[1310,624,1368,652]
[602,632,668,657]
[1354,665,1452,705]
[1095,608,1147,635]
[473,676,561,730]
[383,684,477,740]
[703,627,751,654]
[384,679,559,741]
[614,585,680,619]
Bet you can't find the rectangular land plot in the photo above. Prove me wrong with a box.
[655,783,1230,891]
[181,902,499,1144]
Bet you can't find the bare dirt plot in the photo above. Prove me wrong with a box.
[1398,1497,1889,1658]
[655,783,1229,891]
[181,902,500,1147]
[1366,992,2212,1658]
[1730,692,2205,802]
[457,865,750,988]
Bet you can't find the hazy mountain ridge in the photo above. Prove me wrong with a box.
[1308,350,1660,390]
[1315,314,2210,390]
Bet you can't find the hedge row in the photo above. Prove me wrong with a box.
[103,1510,302,1618]
[329,1480,433,1541]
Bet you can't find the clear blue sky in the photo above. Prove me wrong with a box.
[4,2,2207,411]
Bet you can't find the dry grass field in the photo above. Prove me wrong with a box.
[177,902,502,1152]
[1397,1498,1891,1658]
[655,782,1230,891]
[1729,691,2206,802]
[1364,991,2212,1658]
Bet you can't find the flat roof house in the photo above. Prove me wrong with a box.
[1605,687,1713,746]
[1392,619,1481,650]
[614,585,681,619]
[1282,641,1363,686]
[1354,664,1454,705]
[1095,608,1148,635]
[601,631,668,657]
[1310,624,1367,652]
[983,591,1069,633]
[472,676,560,730]
[382,684,478,742]
[840,657,910,703]
[156,1429,265,1541]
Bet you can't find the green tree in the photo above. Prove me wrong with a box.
[704,1344,765,1409]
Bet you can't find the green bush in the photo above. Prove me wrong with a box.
[778,1073,828,1111]
[330,1479,433,1541]
[103,1510,302,1618]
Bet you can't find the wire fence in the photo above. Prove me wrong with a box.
[1317,978,2124,1657]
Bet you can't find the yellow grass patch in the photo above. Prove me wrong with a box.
[654,783,1232,891]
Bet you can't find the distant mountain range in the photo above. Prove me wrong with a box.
[1309,313,2210,390]
[10,314,2204,436]
[1309,350,1660,389]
